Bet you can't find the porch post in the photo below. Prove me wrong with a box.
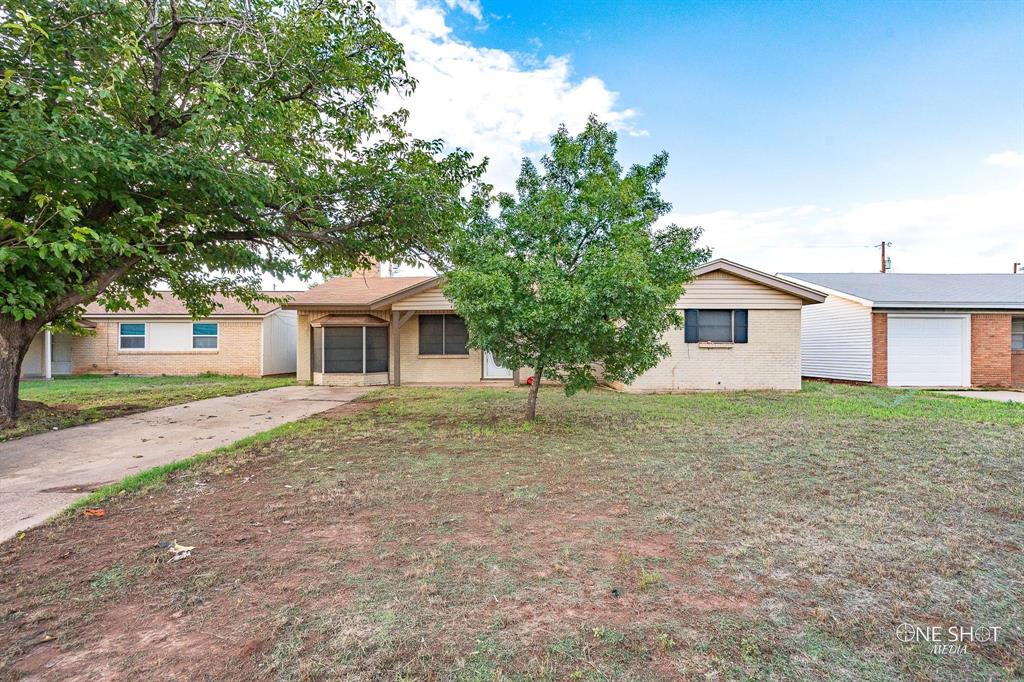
[391,310,401,387]
[43,330,52,380]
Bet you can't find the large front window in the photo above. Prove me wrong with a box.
[419,314,468,355]
[314,326,388,374]
[1013,317,1024,350]
[119,323,146,349]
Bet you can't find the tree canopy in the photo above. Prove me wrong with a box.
[443,117,710,420]
[0,0,482,423]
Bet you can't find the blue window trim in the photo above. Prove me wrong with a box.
[119,322,146,349]
[192,322,219,349]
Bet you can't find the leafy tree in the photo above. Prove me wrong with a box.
[444,117,710,420]
[0,0,482,424]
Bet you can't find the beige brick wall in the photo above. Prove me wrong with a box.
[871,312,888,386]
[71,318,263,376]
[620,309,803,392]
[396,313,484,383]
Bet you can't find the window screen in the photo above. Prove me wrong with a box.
[419,315,445,354]
[192,322,218,349]
[324,327,363,373]
[119,323,146,349]
[365,327,389,373]
[698,310,733,342]
[419,314,468,355]
[444,316,469,355]
[1013,317,1024,350]
[312,328,323,374]
[683,310,749,344]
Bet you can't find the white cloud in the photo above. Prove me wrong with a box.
[671,182,1024,274]
[443,0,482,21]
[376,0,640,191]
[986,151,1024,169]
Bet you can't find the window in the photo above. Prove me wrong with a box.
[1013,317,1024,350]
[315,326,389,374]
[192,322,218,349]
[419,314,469,355]
[119,323,146,349]
[684,309,748,344]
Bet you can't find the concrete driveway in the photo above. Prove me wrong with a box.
[0,385,368,542]
[937,390,1024,403]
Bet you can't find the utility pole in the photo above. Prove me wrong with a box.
[1015,262,1021,274]
[877,241,892,273]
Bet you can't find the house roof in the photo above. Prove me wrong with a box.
[84,292,298,317]
[696,259,827,304]
[284,275,438,310]
[780,273,1024,309]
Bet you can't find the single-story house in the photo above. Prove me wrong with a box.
[20,293,297,379]
[286,259,826,391]
[780,272,1024,388]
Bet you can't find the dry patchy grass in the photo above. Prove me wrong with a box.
[0,383,1021,680]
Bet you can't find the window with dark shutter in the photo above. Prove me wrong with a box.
[683,309,748,343]
[419,314,469,355]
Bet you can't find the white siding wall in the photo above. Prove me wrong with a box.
[799,294,872,381]
[261,309,297,375]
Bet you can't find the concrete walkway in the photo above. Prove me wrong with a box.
[0,385,368,541]
[937,390,1024,403]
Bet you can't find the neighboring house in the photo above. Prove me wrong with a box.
[286,259,826,391]
[780,273,1024,388]
[20,293,298,379]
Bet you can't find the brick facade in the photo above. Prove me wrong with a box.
[970,313,1012,388]
[1012,351,1024,387]
[70,318,264,376]
[871,313,888,386]
[620,309,804,392]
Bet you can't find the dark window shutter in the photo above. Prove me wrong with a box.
[734,309,748,343]
[419,315,444,354]
[684,309,699,343]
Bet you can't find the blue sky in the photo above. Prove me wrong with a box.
[368,0,1024,276]
[459,0,1022,212]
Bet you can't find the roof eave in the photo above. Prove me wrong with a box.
[695,259,828,304]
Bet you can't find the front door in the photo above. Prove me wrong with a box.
[51,334,73,375]
[483,351,513,379]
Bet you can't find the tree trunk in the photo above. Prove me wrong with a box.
[525,366,543,421]
[0,315,41,427]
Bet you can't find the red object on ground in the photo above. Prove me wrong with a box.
[82,508,105,518]
[526,376,535,385]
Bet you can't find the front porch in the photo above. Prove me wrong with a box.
[303,309,518,387]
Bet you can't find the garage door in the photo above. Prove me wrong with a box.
[887,316,970,387]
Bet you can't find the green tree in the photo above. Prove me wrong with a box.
[444,117,710,421]
[0,0,482,425]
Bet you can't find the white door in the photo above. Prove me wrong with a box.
[51,334,73,376]
[483,351,513,379]
[887,316,970,387]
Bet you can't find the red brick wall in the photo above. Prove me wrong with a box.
[1012,351,1024,387]
[970,314,1012,388]
[871,313,887,386]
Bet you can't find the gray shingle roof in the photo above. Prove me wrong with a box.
[780,273,1024,309]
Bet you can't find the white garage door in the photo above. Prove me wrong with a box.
[887,315,970,387]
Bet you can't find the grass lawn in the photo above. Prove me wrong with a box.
[1,383,1021,679]
[3,374,298,442]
